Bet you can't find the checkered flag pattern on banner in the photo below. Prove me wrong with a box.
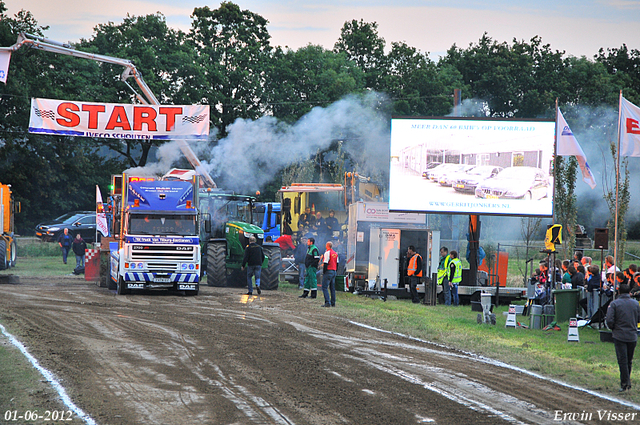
[34,108,56,120]
[182,114,207,124]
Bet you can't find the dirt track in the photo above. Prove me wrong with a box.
[1,275,639,425]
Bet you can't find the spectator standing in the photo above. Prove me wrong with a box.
[603,255,621,281]
[72,234,87,269]
[406,245,423,304]
[631,273,640,299]
[606,284,640,392]
[533,261,550,305]
[570,265,585,289]
[320,241,339,307]
[585,265,602,318]
[561,260,572,288]
[324,210,340,237]
[57,228,73,265]
[437,247,452,305]
[293,235,308,289]
[298,207,313,230]
[449,250,462,306]
[299,237,320,299]
[312,212,328,246]
[241,236,264,295]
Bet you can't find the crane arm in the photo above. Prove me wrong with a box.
[3,33,217,188]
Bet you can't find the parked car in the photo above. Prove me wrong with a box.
[438,164,475,186]
[423,163,459,181]
[35,211,97,243]
[421,162,442,178]
[452,166,504,193]
[475,167,550,200]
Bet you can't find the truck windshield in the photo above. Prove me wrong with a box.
[129,214,197,236]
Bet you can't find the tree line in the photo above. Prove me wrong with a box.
[0,1,639,234]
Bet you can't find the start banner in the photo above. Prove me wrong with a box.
[29,98,209,140]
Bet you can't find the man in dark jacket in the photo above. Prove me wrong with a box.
[299,237,320,299]
[71,233,87,270]
[57,228,73,265]
[242,236,264,295]
[324,210,340,236]
[606,283,640,391]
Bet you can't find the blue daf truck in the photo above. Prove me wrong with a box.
[109,174,201,295]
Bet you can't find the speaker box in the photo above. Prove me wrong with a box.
[594,228,609,250]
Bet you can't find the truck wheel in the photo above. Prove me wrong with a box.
[261,245,281,290]
[9,239,16,267]
[116,277,129,295]
[207,242,227,287]
[0,239,7,270]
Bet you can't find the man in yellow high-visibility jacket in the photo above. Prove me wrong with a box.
[449,250,463,306]
[407,245,423,304]
[437,247,452,305]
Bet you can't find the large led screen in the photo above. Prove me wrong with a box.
[389,117,555,217]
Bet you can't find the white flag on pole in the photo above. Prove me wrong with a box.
[557,108,596,189]
[0,50,12,84]
[620,96,640,157]
[96,185,109,237]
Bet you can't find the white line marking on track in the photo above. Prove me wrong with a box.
[349,320,640,411]
[0,323,97,425]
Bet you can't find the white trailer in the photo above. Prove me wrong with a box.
[345,202,439,297]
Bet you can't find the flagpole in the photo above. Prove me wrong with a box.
[614,90,622,268]
[554,98,558,224]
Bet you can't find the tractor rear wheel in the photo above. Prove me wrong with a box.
[261,245,281,290]
[206,242,227,287]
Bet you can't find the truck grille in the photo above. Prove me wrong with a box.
[130,245,196,262]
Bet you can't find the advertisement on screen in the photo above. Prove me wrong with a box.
[389,117,555,217]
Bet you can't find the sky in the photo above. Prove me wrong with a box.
[5,0,640,60]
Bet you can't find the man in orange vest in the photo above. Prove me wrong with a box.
[407,245,423,304]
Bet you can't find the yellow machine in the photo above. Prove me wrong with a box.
[0,183,19,269]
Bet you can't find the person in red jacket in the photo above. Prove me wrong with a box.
[320,241,339,307]
[274,233,296,256]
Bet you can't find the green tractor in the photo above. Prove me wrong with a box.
[199,190,281,290]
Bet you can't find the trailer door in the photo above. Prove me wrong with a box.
[368,228,400,289]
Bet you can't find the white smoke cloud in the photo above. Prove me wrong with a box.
[562,104,639,229]
[124,140,185,177]
[203,92,391,193]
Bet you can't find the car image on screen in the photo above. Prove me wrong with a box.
[474,166,550,200]
[452,166,503,193]
[438,164,475,186]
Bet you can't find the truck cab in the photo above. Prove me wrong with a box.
[110,175,201,295]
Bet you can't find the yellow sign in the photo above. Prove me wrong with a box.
[544,224,562,251]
